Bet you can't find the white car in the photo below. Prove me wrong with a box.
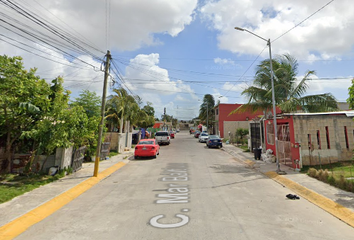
[199,132,209,143]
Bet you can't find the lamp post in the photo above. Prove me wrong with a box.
[234,27,283,174]
[206,102,208,133]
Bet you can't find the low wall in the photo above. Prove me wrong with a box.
[108,132,132,154]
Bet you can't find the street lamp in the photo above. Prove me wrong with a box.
[234,27,283,174]
[206,103,209,132]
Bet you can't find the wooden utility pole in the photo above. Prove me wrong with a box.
[94,50,111,177]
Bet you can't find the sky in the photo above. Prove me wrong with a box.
[1,0,353,120]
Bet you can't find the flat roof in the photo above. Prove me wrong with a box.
[283,111,354,117]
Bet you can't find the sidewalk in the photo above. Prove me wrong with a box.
[0,149,134,238]
[223,144,354,227]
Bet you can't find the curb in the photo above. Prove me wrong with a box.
[265,171,354,228]
[0,161,126,240]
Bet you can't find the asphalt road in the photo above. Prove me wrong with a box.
[15,132,354,240]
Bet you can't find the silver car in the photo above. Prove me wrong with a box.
[199,132,209,143]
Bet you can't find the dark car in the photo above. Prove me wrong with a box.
[206,135,223,148]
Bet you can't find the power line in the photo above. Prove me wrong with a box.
[222,46,267,98]
[273,0,335,43]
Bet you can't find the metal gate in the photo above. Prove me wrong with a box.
[72,146,86,172]
[100,142,110,160]
[250,122,261,152]
[277,124,292,167]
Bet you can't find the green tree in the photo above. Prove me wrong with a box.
[71,90,101,118]
[230,54,338,115]
[199,94,215,130]
[0,55,51,173]
[22,78,93,155]
[347,78,354,109]
[106,88,140,132]
[70,90,101,158]
[142,102,155,117]
[161,114,173,122]
[235,128,249,144]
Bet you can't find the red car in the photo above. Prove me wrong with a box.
[169,132,175,139]
[134,139,160,159]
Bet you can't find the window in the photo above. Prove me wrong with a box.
[267,122,274,145]
[316,130,321,149]
[155,131,168,136]
[216,108,219,115]
[325,126,330,149]
[344,126,349,149]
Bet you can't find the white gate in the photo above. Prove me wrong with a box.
[277,124,292,167]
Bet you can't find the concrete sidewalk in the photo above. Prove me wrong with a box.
[0,149,134,237]
[223,144,354,227]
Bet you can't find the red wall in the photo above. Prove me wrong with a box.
[217,104,264,138]
[264,116,299,169]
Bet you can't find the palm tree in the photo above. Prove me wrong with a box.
[230,54,338,115]
[199,94,215,130]
[105,88,135,133]
[106,88,155,132]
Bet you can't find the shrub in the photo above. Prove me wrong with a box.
[328,175,336,186]
[346,181,354,192]
[317,169,329,182]
[316,169,323,180]
[308,168,317,178]
[337,175,347,189]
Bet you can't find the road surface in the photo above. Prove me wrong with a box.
[15,131,354,240]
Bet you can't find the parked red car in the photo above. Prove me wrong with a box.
[134,139,160,159]
[169,131,175,139]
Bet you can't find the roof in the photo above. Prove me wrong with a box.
[152,123,164,128]
[283,111,354,117]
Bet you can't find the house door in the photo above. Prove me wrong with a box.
[277,124,292,167]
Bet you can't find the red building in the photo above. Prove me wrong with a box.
[214,104,264,138]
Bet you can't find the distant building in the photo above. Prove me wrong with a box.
[214,103,265,138]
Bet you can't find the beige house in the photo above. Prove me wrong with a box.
[264,111,354,168]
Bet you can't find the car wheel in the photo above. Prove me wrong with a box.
[153,154,157,159]
[218,145,221,149]
[134,156,138,160]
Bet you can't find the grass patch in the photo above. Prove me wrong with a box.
[0,170,69,204]
[235,144,250,152]
[306,161,354,193]
[109,150,119,157]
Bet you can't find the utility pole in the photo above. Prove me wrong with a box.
[94,50,111,177]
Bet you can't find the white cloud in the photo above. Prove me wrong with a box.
[122,53,199,117]
[222,81,249,93]
[200,0,354,61]
[214,57,235,65]
[36,0,198,51]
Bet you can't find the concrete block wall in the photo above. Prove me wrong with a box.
[223,121,249,139]
[293,115,354,165]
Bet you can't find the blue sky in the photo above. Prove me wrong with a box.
[1,0,353,120]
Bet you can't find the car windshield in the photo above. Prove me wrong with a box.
[201,133,208,136]
[208,135,220,139]
[155,132,168,136]
[139,141,154,145]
